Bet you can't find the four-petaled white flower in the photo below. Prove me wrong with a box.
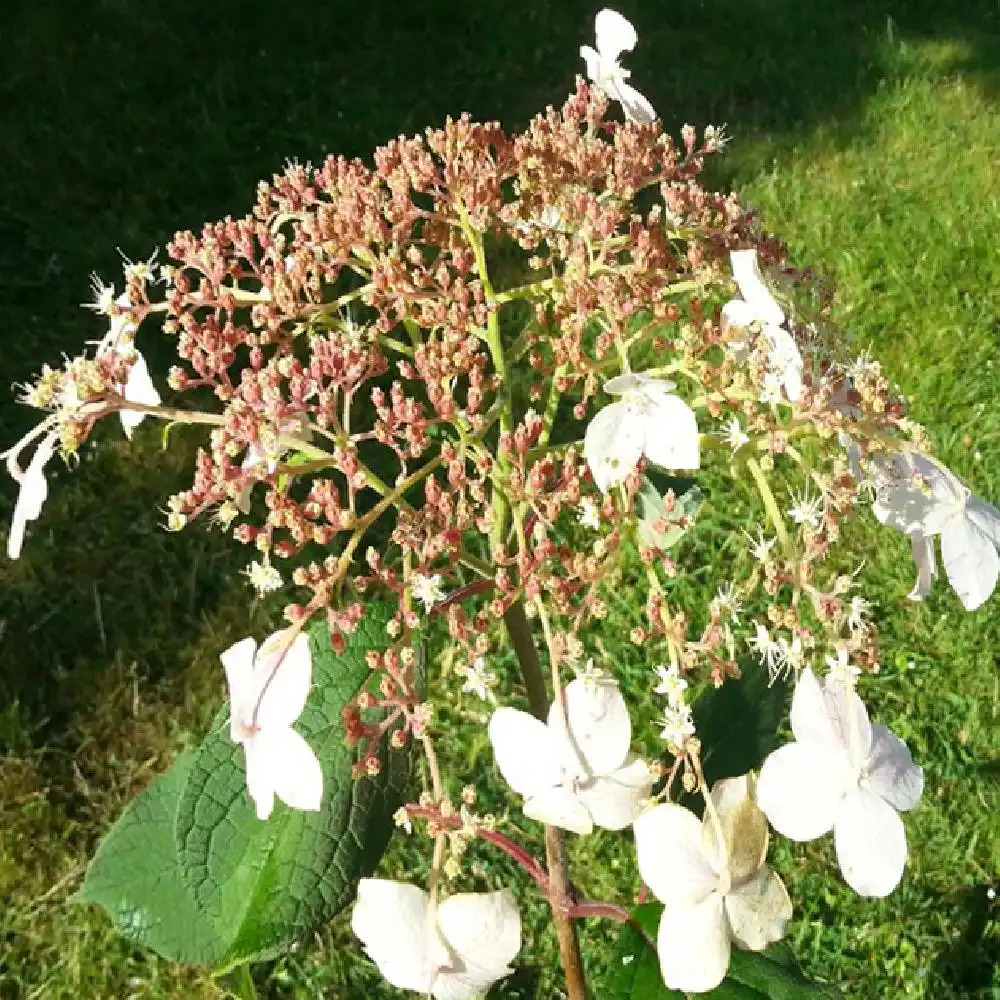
[633,775,793,993]
[6,431,58,560]
[351,879,521,1000]
[489,675,653,834]
[653,663,688,705]
[220,629,323,820]
[757,667,923,897]
[461,656,498,703]
[118,351,162,440]
[580,9,656,124]
[584,373,700,493]
[411,572,447,613]
[722,249,804,403]
[872,450,1000,611]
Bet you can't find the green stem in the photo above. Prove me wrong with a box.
[746,456,792,555]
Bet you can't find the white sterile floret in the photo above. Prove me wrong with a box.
[488,675,654,834]
[633,776,793,993]
[118,351,162,440]
[411,572,447,613]
[756,668,923,897]
[6,431,58,560]
[722,249,804,403]
[584,373,700,493]
[871,450,1000,611]
[351,879,521,1000]
[220,629,323,820]
[580,9,656,124]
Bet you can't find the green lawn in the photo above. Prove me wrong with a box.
[1,1,998,998]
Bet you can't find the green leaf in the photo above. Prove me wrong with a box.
[79,602,412,971]
[602,903,684,999]
[75,749,228,964]
[636,476,704,552]
[693,659,790,788]
[601,905,840,999]
[175,602,412,971]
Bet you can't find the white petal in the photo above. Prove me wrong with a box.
[756,742,851,841]
[763,325,804,402]
[119,353,161,439]
[220,636,260,739]
[633,803,718,906]
[351,880,443,993]
[575,755,653,830]
[941,509,999,611]
[523,786,594,835]
[724,865,793,952]
[967,495,1000,548]
[584,400,645,492]
[435,889,521,994]
[863,724,923,812]
[595,8,637,61]
[657,892,731,994]
[243,736,277,820]
[720,298,758,333]
[821,678,872,769]
[579,44,602,82]
[729,249,785,327]
[554,677,632,776]
[615,81,656,124]
[254,630,313,731]
[7,434,56,559]
[489,708,567,798]
[907,531,937,601]
[833,788,907,897]
[789,668,843,751]
[640,392,700,471]
[253,726,323,812]
[603,372,675,397]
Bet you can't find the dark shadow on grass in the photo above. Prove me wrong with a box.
[927,882,999,998]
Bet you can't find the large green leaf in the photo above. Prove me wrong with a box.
[78,602,412,971]
[75,749,227,964]
[601,904,839,999]
[175,602,411,970]
[693,660,790,789]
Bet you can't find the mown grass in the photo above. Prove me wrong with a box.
[1,1,998,998]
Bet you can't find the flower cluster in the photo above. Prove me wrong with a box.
[4,6,994,998]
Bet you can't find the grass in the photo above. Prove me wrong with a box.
[1,1,998,997]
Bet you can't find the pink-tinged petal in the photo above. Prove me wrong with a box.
[554,677,632,776]
[595,8,637,61]
[863,724,923,812]
[756,742,851,841]
[584,400,645,492]
[941,509,999,611]
[633,803,718,906]
[834,788,907,898]
[252,727,323,813]
[254,630,313,731]
[576,755,653,830]
[724,865,793,951]
[523,786,594,835]
[7,433,56,560]
[640,392,700,471]
[435,889,521,997]
[489,708,567,798]
[220,636,259,740]
[657,892,731,994]
[907,532,937,601]
[615,81,656,124]
[729,250,785,327]
[351,879,443,993]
